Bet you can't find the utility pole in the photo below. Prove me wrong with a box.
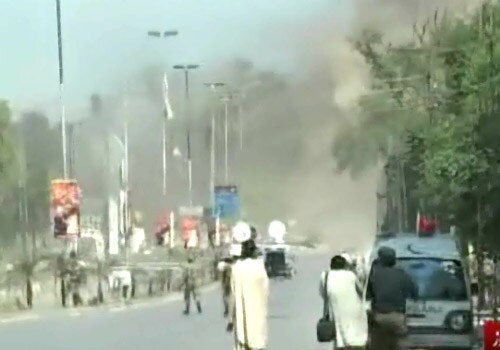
[55,0,67,179]
[147,30,178,197]
[121,83,130,264]
[67,122,81,179]
[67,123,74,178]
[221,94,232,183]
[173,64,200,206]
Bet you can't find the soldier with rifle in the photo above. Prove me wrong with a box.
[218,255,234,317]
[62,250,85,307]
[182,254,202,315]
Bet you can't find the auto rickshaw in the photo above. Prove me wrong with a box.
[263,244,295,279]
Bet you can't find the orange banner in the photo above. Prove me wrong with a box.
[51,179,81,238]
[181,216,199,248]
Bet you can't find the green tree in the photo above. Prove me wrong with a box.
[333,1,500,244]
[18,112,60,235]
[0,101,20,246]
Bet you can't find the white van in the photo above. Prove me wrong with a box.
[364,232,474,349]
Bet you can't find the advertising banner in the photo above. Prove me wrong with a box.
[51,179,81,238]
[214,185,240,218]
[155,211,171,246]
[181,216,199,249]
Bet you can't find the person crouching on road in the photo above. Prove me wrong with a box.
[320,255,368,350]
[182,255,202,315]
[366,246,418,350]
[227,238,269,350]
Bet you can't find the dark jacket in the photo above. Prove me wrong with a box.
[367,246,418,314]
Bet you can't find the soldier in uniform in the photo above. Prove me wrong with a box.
[64,250,84,307]
[218,256,234,317]
[250,226,258,241]
[182,255,202,315]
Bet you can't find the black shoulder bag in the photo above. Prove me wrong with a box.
[316,271,336,342]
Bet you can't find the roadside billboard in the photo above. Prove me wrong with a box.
[214,185,240,218]
[51,179,81,238]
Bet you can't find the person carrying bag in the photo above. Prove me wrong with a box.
[317,255,368,349]
[317,270,336,342]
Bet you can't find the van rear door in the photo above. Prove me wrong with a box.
[398,258,472,331]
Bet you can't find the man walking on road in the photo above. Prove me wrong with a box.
[182,255,202,315]
[367,246,418,350]
[227,235,269,350]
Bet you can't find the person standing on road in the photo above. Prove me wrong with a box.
[64,250,84,307]
[218,256,234,317]
[182,255,202,315]
[319,254,368,350]
[367,246,418,350]
[227,237,269,350]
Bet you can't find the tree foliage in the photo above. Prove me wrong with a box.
[0,101,19,245]
[333,1,500,249]
[18,112,60,232]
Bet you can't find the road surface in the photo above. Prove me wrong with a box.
[0,254,329,350]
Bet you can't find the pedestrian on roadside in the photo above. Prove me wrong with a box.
[182,255,202,315]
[367,246,418,350]
[227,237,269,350]
[250,226,258,240]
[64,250,84,307]
[319,254,368,350]
[218,256,234,317]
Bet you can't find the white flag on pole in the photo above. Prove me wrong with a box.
[163,72,174,119]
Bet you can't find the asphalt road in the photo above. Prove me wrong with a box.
[0,254,330,350]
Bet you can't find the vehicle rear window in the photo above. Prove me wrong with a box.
[397,258,468,301]
[266,252,285,265]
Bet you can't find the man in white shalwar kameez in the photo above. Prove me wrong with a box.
[228,223,269,350]
[319,255,368,350]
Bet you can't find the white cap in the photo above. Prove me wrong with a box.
[232,221,251,243]
[268,220,286,242]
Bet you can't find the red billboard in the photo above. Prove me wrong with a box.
[51,179,81,238]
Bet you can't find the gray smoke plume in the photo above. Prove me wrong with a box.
[72,0,483,249]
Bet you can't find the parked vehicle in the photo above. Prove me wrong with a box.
[263,244,296,279]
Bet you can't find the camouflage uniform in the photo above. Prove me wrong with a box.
[64,252,84,307]
[183,257,202,315]
[218,258,233,317]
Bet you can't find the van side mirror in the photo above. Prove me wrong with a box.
[470,282,479,296]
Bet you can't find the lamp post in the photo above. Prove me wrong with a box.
[147,29,178,196]
[173,64,200,206]
[55,0,67,179]
[220,93,232,183]
[204,82,225,208]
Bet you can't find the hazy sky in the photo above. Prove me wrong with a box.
[0,0,352,114]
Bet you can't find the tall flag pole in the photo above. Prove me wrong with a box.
[162,73,174,196]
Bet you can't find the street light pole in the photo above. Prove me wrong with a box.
[121,83,131,263]
[204,82,225,208]
[147,30,178,197]
[221,94,231,183]
[174,64,200,206]
[55,0,67,179]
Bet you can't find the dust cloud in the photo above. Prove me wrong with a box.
[73,1,483,248]
[271,0,483,251]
